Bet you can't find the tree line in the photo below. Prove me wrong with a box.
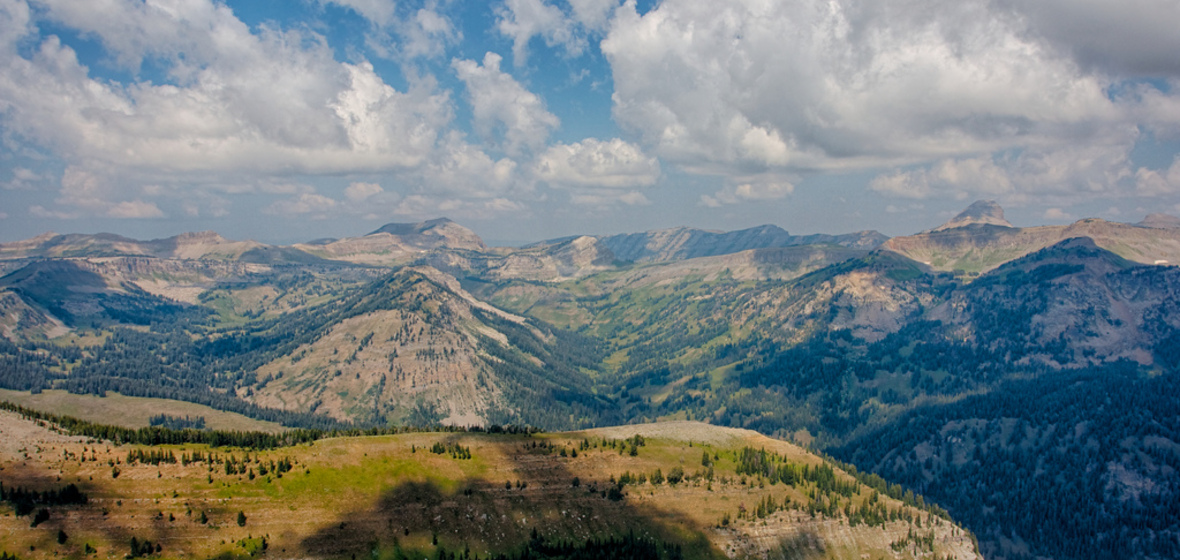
[0,400,540,451]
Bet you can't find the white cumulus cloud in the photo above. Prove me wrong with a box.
[601,0,1180,201]
[533,137,659,207]
[534,138,659,189]
[496,0,579,66]
[321,0,398,27]
[869,136,1137,201]
[568,0,618,31]
[106,200,166,219]
[1043,208,1075,221]
[494,0,622,65]
[408,132,521,197]
[700,178,794,208]
[345,182,384,201]
[452,52,560,155]
[0,0,465,220]
[397,8,460,59]
[320,1,459,61]
[871,158,1017,200]
[391,194,527,218]
[263,193,339,217]
[1136,156,1180,196]
[3,167,41,190]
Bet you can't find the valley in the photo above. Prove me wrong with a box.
[2,201,1179,559]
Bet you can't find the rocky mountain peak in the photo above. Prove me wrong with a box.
[369,217,455,236]
[365,218,485,252]
[1137,213,1180,229]
[932,200,1014,231]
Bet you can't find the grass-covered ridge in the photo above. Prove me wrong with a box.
[0,407,978,560]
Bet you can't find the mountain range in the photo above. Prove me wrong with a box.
[2,202,1180,559]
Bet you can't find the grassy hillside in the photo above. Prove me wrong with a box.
[0,390,284,433]
[0,410,978,560]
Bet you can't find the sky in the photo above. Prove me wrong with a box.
[1,0,1179,245]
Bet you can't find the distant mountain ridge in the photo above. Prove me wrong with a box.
[0,229,324,264]
[428,235,618,281]
[885,203,1180,274]
[0,219,489,267]
[0,219,890,272]
[5,203,1179,276]
[532,224,888,263]
[1139,213,1180,229]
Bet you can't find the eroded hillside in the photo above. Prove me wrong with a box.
[247,267,601,427]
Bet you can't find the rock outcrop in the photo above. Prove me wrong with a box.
[930,200,1014,232]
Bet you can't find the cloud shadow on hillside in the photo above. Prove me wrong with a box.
[298,432,723,559]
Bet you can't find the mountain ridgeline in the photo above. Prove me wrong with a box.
[2,203,1180,559]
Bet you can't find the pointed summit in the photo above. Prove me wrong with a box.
[932,200,1014,231]
[1137,213,1180,229]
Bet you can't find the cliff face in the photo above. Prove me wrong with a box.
[930,200,1013,232]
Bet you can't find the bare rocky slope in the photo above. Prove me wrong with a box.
[929,200,1014,232]
[246,266,572,426]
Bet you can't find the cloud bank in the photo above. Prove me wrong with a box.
[1,0,1179,236]
[601,0,1180,201]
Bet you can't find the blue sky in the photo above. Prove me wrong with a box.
[2,0,1179,245]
